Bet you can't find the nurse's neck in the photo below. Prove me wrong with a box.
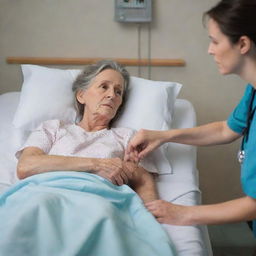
[239,57,256,89]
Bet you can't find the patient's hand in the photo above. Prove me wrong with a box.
[122,161,140,178]
[145,200,191,225]
[124,150,139,163]
[95,158,135,186]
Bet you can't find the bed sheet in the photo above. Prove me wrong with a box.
[156,99,212,256]
[0,92,212,256]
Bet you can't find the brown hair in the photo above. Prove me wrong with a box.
[204,0,256,45]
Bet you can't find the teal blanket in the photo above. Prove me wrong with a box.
[0,172,175,256]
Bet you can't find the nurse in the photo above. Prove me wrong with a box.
[126,0,256,232]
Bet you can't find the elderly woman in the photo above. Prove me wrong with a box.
[0,60,174,256]
[17,60,158,203]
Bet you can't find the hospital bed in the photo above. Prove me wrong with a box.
[0,64,213,256]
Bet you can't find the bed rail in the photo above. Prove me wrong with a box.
[6,57,185,67]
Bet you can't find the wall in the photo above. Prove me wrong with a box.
[0,0,245,203]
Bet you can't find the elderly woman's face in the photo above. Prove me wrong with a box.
[78,69,125,121]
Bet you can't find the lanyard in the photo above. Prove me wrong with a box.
[238,89,256,164]
[241,89,256,147]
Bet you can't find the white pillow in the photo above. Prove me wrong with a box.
[13,65,81,131]
[114,76,181,130]
[12,64,182,174]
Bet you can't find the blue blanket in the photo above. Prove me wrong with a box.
[0,172,175,256]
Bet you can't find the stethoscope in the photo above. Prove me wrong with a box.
[237,89,256,164]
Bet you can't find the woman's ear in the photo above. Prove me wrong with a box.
[239,36,251,55]
[76,89,86,104]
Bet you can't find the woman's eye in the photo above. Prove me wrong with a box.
[101,84,108,89]
[211,39,218,45]
[116,90,122,95]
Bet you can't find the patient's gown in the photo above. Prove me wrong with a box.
[16,119,158,174]
[0,119,176,256]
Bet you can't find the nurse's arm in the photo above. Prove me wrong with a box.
[161,120,241,146]
[127,121,241,161]
[146,196,256,225]
[187,196,256,225]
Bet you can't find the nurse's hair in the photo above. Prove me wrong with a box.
[204,0,256,45]
[72,59,130,126]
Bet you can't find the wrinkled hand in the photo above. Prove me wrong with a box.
[126,129,164,161]
[95,158,137,186]
[122,160,139,179]
[124,150,139,164]
[145,200,190,225]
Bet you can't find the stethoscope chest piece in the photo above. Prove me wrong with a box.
[237,150,245,164]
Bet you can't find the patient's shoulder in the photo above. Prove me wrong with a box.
[110,127,136,145]
[37,119,71,128]
[111,127,135,135]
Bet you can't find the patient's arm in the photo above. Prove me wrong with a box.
[17,146,133,185]
[18,147,158,203]
[125,163,158,203]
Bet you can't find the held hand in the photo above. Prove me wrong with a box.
[95,158,133,186]
[122,160,139,179]
[124,150,139,164]
[145,200,191,225]
[126,129,164,160]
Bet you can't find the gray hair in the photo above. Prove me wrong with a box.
[72,60,130,126]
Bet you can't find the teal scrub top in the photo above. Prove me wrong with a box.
[227,84,256,198]
[227,84,256,235]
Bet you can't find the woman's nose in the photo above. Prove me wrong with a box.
[208,44,214,55]
[106,89,115,98]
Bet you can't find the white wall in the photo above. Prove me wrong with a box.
[0,0,245,203]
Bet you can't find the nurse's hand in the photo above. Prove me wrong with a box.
[126,129,165,160]
[145,200,191,225]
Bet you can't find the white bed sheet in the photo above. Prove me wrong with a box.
[157,99,212,255]
[0,92,212,256]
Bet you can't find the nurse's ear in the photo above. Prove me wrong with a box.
[239,36,252,55]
